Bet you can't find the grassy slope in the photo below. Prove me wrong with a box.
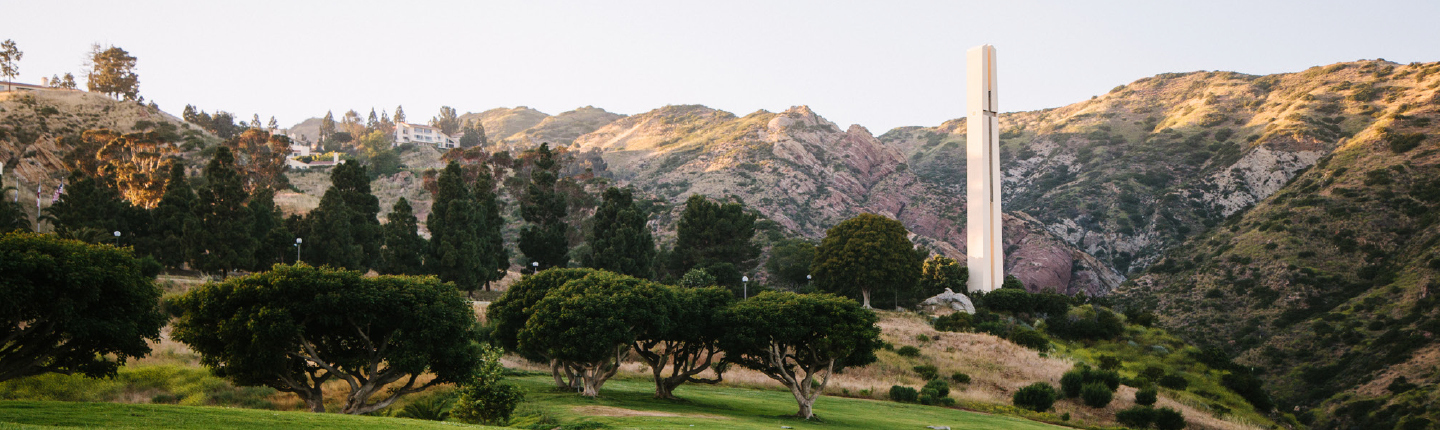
[0,401,495,429]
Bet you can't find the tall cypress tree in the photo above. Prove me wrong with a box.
[582,187,655,279]
[327,161,382,271]
[42,172,129,235]
[518,143,570,270]
[380,197,426,275]
[193,146,254,277]
[152,162,197,269]
[671,194,759,282]
[473,164,508,290]
[306,191,362,270]
[248,187,292,271]
[427,162,482,293]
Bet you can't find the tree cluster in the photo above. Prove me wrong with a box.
[490,268,878,419]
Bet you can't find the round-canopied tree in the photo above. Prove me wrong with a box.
[582,187,655,279]
[811,213,921,308]
[517,271,672,397]
[633,285,732,399]
[0,232,166,382]
[919,254,968,296]
[168,264,483,414]
[718,291,880,419]
[488,268,602,388]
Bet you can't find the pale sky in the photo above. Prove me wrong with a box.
[7,1,1439,133]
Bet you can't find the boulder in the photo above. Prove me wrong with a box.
[920,288,974,314]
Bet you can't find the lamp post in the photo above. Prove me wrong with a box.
[113,231,121,246]
[531,261,539,274]
[806,274,812,291]
[742,275,749,299]
[294,238,302,263]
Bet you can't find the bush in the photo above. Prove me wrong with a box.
[1136,386,1158,406]
[1153,407,1186,430]
[933,312,973,332]
[889,385,919,403]
[1116,405,1158,428]
[913,365,939,380]
[1061,370,1086,398]
[1045,305,1124,340]
[1007,328,1050,351]
[1080,382,1113,408]
[396,393,454,421]
[896,346,921,357]
[1012,382,1058,412]
[452,345,524,425]
[951,372,971,384]
[923,379,951,397]
[1098,355,1122,370]
[919,380,953,406]
[1061,364,1121,398]
[1158,374,1189,390]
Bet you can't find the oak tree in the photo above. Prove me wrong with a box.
[811,213,921,308]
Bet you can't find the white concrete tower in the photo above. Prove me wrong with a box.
[966,44,1003,293]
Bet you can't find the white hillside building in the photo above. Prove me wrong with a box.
[394,122,459,149]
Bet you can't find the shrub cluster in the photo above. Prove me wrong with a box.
[1045,305,1124,341]
[932,312,973,332]
[1080,382,1113,408]
[980,289,1070,315]
[889,385,918,402]
[1061,364,1121,398]
[919,380,954,406]
[1135,386,1158,406]
[913,365,939,380]
[1012,382,1058,412]
[896,346,922,357]
[1117,405,1186,429]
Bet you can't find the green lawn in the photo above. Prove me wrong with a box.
[0,401,496,429]
[506,375,1066,430]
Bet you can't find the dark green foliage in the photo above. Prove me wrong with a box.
[0,232,166,382]
[812,213,922,308]
[168,264,483,414]
[1098,355,1122,370]
[1382,129,1426,154]
[581,187,655,279]
[933,312,973,332]
[427,163,484,291]
[192,147,253,276]
[1153,407,1186,430]
[246,187,291,270]
[488,268,600,365]
[42,172,139,240]
[326,161,383,270]
[919,379,954,406]
[1006,328,1050,351]
[451,345,522,425]
[1158,374,1189,390]
[896,346,921,357]
[1001,275,1024,290]
[306,191,363,270]
[633,285,733,399]
[718,291,880,419]
[472,165,508,290]
[519,271,671,397]
[1012,382,1057,412]
[518,143,570,270]
[1045,306,1125,341]
[1116,405,1158,428]
[380,198,426,275]
[1061,364,1120,398]
[1136,386,1158,406]
[913,365,939,380]
[981,289,1070,315]
[1386,376,1417,394]
[1220,370,1273,412]
[678,268,717,288]
[0,186,31,233]
[150,163,194,268]
[671,194,759,281]
[395,393,453,421]
[765,238,816,286]
[1080,382,1113,408]
[888,385,918,402]
[951,372,971,384]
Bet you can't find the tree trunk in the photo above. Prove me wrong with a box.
[795,398,815,420]
[303,392,326,412]
[861,289,872,309]
[550,359,570,389]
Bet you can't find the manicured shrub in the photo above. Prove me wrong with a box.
[889,385,919,402]
[1081,382,1113,408]
[1136,386,1158,406]
[923,379,951,397]
[951,372,971,384]
[913,365,939,381]
[919,380,953,406]
[896,346,921,357]
[1153,407,1186,430]
[1012,382,1058,412]
[1061,364,1121,398]
[1007,328,1050,351]
[1061,370,1086,398]
[1158,374,1189,390]
[933,312,973,332]
[1116,405,1158,428]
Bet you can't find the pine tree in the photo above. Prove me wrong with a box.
[367,108,379,131]
[582,187,655,279]
[394,105,406,123]
[427,162,483,292]
[152,163,197,269]
[248,187,292,271]
[193,147,254,277]
[320,110,336,141]
[306,191,362,270]
[432,106,460,135]
[42,172,137,238]
[474,164,509,290]
[250,114,262,129]
[267,116,278,131]
[329,161,383,269]
[380,198,427,275]
[518,143,570,270]
[670,194,759,282]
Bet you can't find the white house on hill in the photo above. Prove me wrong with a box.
[394,122,459,149]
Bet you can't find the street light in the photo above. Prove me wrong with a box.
[742,275,749,299]
[531,261,539,274]
[294,238,302,263]
[113,231,121,246]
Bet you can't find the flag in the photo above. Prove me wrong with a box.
[51,183,64,203]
